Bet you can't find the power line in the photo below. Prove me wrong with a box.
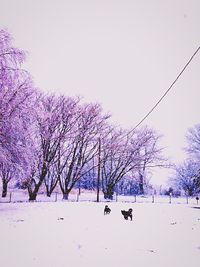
[130,45,200,133]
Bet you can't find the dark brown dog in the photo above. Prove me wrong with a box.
[104,205,111,215]
[121,208,133,221]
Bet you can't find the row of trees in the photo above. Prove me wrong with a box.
[0,29,166,201]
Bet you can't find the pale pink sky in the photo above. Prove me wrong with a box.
[1,0,200,185]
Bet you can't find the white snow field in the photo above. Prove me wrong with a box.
[0,201,200,267]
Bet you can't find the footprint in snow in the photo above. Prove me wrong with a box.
[147,249,156,253]
[14,219,24,222]
[170,222,177,225]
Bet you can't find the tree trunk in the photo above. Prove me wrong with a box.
[104,193,113,200]
[28,183,42,201]
[29,191,37,201]
[63,192,69,200]
[188,188,194,197]
[47,191,51,197]
[28,163,48,201]
[97,138,101,202]
[2,180,8,198]
[139,174,144,195]
[103,186,114,200]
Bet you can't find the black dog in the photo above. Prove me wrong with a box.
[121,208,133,221]
[104,205,111,215]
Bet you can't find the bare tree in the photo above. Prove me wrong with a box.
[134,127,166,194]
[57,103,109,199]
[26,95,79,200]
[182,124,200,193]
[186,124,200,161]
[100,127,165,199]
[172,160,200,196]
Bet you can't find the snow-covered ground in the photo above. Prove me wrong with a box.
[0,201,200,267]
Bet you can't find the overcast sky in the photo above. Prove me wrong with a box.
[1,0,200,186]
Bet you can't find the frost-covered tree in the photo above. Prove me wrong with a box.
[0,29,37,196]
[24,95,79,200]
[172,160,200,196]
[186,124,200,161]
[57,103,109,200]
[100,128,132,199]
[134,127,165,194]
[183,124,200,192]
[168,124,200,196]
[100,127,164,199]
